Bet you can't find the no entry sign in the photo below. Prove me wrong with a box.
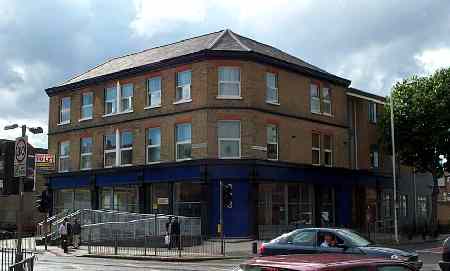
[14,136,28,177]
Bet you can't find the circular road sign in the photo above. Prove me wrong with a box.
[15,138,27,163]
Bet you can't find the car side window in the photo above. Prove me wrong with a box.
[288,231,316,246]
[317,231,344,247]
[377,265,413,271]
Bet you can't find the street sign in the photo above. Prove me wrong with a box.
[35,154,56,172]
[14,137,28,177]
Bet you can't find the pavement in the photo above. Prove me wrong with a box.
[28,236,448,270]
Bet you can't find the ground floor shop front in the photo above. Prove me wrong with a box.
[48,159,392,238]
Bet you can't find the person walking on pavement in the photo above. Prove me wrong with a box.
[66,220,73,247]
[165,217,172,249]
[171,216,181,250]
[59,219,68,253]
[72,220,81,249]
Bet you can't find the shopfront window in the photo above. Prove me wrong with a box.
[317,186,334,227]
[288,184,313,226]
[174,182,202,217]
[54,188,91,214]
[151,183,170,214]
[100,186,138,212]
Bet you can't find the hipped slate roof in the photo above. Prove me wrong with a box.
[46,29,351,95]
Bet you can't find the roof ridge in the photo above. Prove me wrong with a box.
[228,29,251,51]
[232,31,326,73]
[63,29,226,85]
[207,29,227,49]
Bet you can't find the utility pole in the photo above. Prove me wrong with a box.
[390,96,399,244]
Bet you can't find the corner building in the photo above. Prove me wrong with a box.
[46,29,398,238]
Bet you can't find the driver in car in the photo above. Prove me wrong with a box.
[320,233,337,247]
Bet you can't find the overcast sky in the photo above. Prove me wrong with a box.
[1,0,449,148]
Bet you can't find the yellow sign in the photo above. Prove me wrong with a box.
[217,224,222,233]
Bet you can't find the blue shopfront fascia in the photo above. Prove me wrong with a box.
[47,160,389,237]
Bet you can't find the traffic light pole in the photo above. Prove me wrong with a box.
[16,125,26,263]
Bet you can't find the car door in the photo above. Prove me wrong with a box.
[284,229,318,254]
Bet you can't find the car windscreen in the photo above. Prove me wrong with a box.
[337,229,371,247]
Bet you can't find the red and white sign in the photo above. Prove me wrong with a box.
[35,154,55,172]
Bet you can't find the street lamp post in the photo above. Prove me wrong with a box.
[390,95,399,244]
[4,124,43,263]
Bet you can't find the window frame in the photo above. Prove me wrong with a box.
[59,97,71,125]
[146,76,162,108]
[217,67,241,99]
[267,124,279,160]
[266,72,279,104]
[58,141,70,172]
[119,131,133,167]
[218,120,241,159]
[146,127,161,164]
[321,87,332,116]
[175,70,192,104]
[80,92,93,121]
[80,137,93,170]
[310,84,321,114]
[323,134,333,167]
[175,123,192,161]
[103,133,117,168]
[312,133,321,166]
[120,84,134,113]
[370,145,380,168]
[104,86,117,116]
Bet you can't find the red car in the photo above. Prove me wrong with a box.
[238,254,419,271]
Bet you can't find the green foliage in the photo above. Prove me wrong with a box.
[378,67,450,174]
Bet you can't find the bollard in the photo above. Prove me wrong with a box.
[252,242,258,254]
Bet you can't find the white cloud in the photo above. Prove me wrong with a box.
[130,0,208,37]
[414,47,450,75]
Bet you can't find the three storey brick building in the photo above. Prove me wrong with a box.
[45,29,430,237]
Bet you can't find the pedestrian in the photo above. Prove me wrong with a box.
[171,216,181,250]
[72,219,81,249]
[59,219,68,253]
[67,220,73,247]
[165,217,172,249]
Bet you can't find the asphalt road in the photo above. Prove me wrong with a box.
[34,241,445,271]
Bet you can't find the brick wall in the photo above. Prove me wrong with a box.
[48,58,357,171]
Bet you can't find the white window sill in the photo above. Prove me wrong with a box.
[219,157,242,159]
[176,158,192,162]
[323,113,334,117]
[120,164,133,167]
[102,110,134,118]
[216,96,243,100]
[311,111,322,115]
[173,99,192,105]
[58,170,69,173]
[79,117,93,122]
[267,158,279,161]
[147,161,162,165]
[80,168,92,171]
[104,165,114,169]
[144,104,162,110]
[57,121,70,126]
[312,163,321,166]
[266,101,280,106]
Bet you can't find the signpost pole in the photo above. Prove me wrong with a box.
[16,125,26,263]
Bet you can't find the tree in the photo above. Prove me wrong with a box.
[378,67,450,225]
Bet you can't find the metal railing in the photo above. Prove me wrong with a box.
[37,209,202,243]
[0,248,34,271]
[87,234,224,257]
[8,255,35,271]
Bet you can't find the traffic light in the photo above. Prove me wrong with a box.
[35,190,50,213]
[222,184,233,208]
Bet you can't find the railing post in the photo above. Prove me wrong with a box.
[114,232,118,255]
[88,227,92,254]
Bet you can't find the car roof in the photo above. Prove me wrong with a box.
[243,254,405,271]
